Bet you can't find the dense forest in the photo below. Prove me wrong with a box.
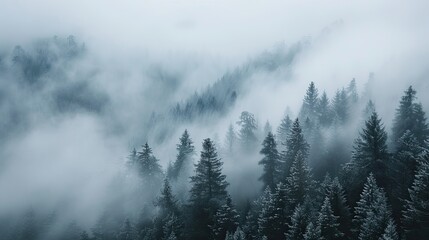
[3,77,428,239]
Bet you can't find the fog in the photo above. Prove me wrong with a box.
[1,0,429,237]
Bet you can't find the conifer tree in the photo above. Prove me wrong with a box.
[259,132,280,190]
[300,82,319,121]
[236,111,258,152]
[169,130,195,180]
[263,121,272,137]
[332,89,348,124]
[211,196,240,240]
[117,219,138,240]
[138,143,163,180]
[380,219,399,240]
[353,174,392,240]
[243,187,271,240]
[318,91,332,127]
[392,86,429,149]
[344,112,389,200]
[189,138,229,239]
[402,154,429,239]
[127,148,137,169]
[281,118,309,178]
[317,197,343,240]
[347,78,359,104]
[225,124,237,154]
[277,114,292,148]
[286,201,313,240]
[326,178,352,238]
[162,214,182,240]
[304,222,321,240]
[156,179,179,217]
[286,152,312,210]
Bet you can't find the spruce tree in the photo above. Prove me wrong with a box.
[243,187,271,240]
[353,174,392,240]
[300,81,319,121]
[263,121,272,137]
[317,197,343,240]
[318,91,332,127]
[138,143,163,181]
[169,130,195,180]
[392,86,429,149]
[286,151,312,210]
[380,219,399,240]
[189,138,229,239]
[259,132,280,190]
[286,202,313,240]
[211,196,240,240]
[162,214,182,240]
[347,78,359,104]
[304,222,321,240]
[326,178,352,238]
[236,111,258,152]
[332,89,348,124]
[281,118,309,178]
[402,154,429,239]
[156,179,179,217]
[225,124,237,155]
[344,111,389,201]
[277,114,292,148]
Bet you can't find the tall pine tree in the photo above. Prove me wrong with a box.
[259,132,280,190]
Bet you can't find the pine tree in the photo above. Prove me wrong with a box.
[169,130,195,180]
[189,138,229,239]
[318,91,332,127]
[243,187,270,240]
[364,100,376,120]
[259,132,280,190]
[392,86,429,149]
[263,121,272,137]
[281,118,309,178]
[156,179,179,217]
[286,202,313,240]
[380,219,399,240]
[211,196,240,240]
[162,214,182,240]
[300,82,319,121]
[317,197,343,240]
[233,227,246,240]
[402,154,429,239]
[326,178,352,238]
[347,78,359,104]
[117,219,137,240]
[353,174,392,240]
[236,111,258,152]
[286,152,312,210]
[304,222,321,240]
[277,114,292,148]
[344,112,389,201]
[332,89,348,124]
[138,143,163,180]
[225,124,237,154]
[258,182,288,239]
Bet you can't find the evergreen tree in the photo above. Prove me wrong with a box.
[326,178,352,238]
[286,202,313,240]
[244,187,271,240]
[189,138,229,239]
[347,78,359,104]
[225,124,237,154]
[236,111,258,152]
[169,130,195,180]
[162,214,182,240]
[127,148,137,169]
[258,182,288,239]
[392,86,429,149]
[211,196,240,240]
[286,152,312,210]
[317,197,343,240]
[277,114,292,148]
[117,219,137,240]
[300,82,319,121]
[402,154,429,239]
[380,219,399,240]
[233,227,246,240]
[156,179,179,217]
[259,132,280,190]
[344,112,389,201]
[138,143,163,181]
[281,118,309,178]
[318,91,332,127]
[332,89,348,124]
[353,174,392,240]
[304,222,321,240]
[263,121,272,137]
[364,100,376,120]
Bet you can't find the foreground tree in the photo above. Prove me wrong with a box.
[210,196,240,240]
[317,197,343,240]
[402,153,429,239]
[188,138,229,239]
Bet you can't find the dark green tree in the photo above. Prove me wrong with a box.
[317,197,343,240]
[169,130,195,180]
[281,118,309,178]
[259,132,280,190]
[210,196,240,240]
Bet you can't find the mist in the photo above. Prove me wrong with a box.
[1,1,429,239]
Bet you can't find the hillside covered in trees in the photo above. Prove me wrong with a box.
[3,80,429,240]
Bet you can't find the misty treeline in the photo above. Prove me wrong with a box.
[5,77,429,240]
